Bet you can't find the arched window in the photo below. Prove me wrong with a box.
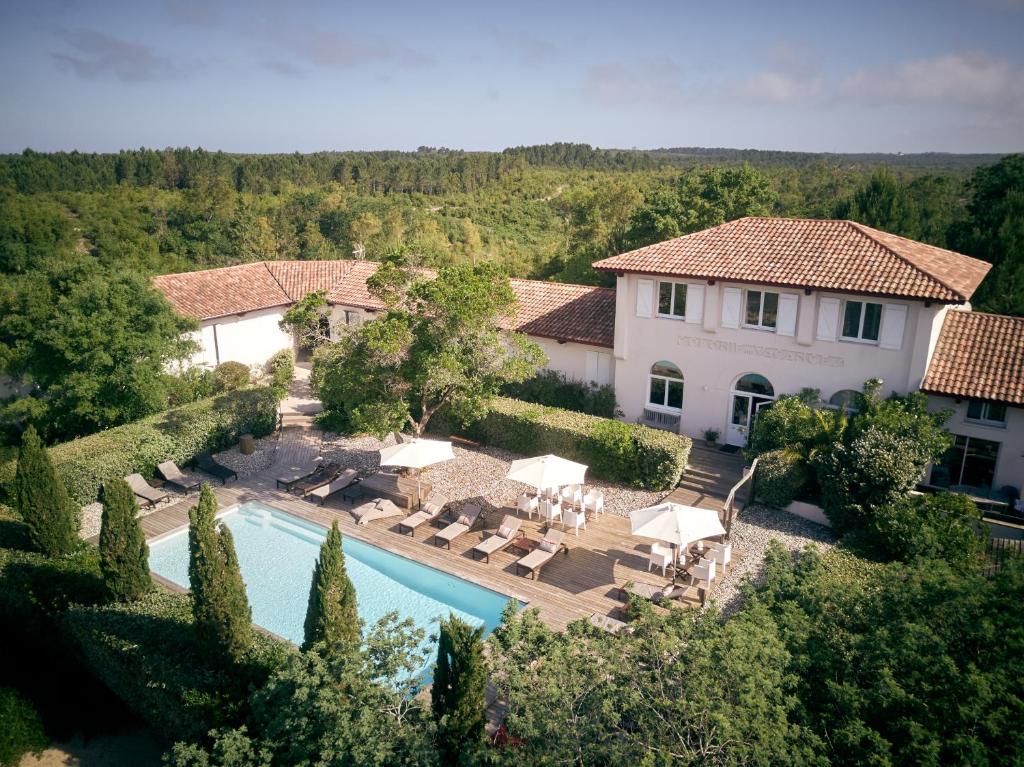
[734,374,774,397]
[829,389,860,413]
[648,361,684,410]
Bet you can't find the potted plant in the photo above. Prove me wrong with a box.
[703,428,720,448]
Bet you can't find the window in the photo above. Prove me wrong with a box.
[657,281,687,318]
[966,400,1007,426]
[344,310,361,325]
[744,290,779,329]
[841,300,882,342]
[648,360,684,411]
[930,435,1000,491]
[828,389,861,413]
[734,373,774,397]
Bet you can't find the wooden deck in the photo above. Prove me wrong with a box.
[133,471,731,631]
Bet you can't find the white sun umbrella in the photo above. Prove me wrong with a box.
[379,438,455,506]
[505,454,587,494]
[629,502,726,582]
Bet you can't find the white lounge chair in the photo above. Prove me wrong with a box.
[471,515,524,562]
[563,507,587,537]
[125,473,169,508]
[156,461,200,493]
[583,488,604,516]
[648,542,673,577]
[397,493,449,536]
[432,505,482,549]
[515,529,567,579]
[517,493,538,519]
[350,498,404,526]
[307,469,358,506]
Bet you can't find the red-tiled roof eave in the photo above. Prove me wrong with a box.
[588,266,966,304]
[513,328,614,349]
[919,386,1024,408]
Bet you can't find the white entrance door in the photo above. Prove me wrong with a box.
[726,394,774,447]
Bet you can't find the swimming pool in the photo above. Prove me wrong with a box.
[147,501,518,664]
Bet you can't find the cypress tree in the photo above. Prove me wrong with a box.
[98,478,151,601]
[14,425,79,556]
[188,484,252,664]
[302,519,360,652]
[432,615,487,766]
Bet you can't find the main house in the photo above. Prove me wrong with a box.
[154,217,1024,500]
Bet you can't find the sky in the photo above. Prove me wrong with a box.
[0,0,1022,154]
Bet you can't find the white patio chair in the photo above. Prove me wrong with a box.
[540,498,562,527]
[690,557,717,605]
[517,492,539,519]
[583,488,604,516]
[648,542,673,577]
[561,484,582,509]
[563,508,587,536]
[707,542,732,573]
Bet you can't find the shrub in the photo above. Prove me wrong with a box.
[164,367,215,408]
[98,478,151,602]
[433,616,487,766]
[865,492,984,566]
[0,543,105,622]
[265,349,295,400]
[754,449,809,508]
[747,395,824,456]
[0,687,48,767]
[436,397,690,490]
[64,589,291,743]
[501,369,618,418]
[212,361,252,393]
[14,425,80,556]
[0,388,278,505]
[189,485,253,665]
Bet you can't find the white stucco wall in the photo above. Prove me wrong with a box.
[927,395,1024,493]
[191,307,294,368]
[532,337,614,386]
[612,274,948,444]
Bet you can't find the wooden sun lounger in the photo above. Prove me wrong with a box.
[350,498,404,526]
[515,529,568,579]
[196,452,238,485]
[124,473,169,508]
[275,459,325,491]
[397,494,449,536]
[432,505,482,549]
[471,515,525,563]
[306,469,358,505]
[156,460,200,493]
[291,462,343,496]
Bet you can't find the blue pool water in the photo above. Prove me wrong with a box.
[148,501,516,664]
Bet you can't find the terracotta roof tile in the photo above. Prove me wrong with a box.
[509,279,615,348]
[152,263,291,320]
[593,217,991,303]
[154,261,616,347]
[921,311,1024,406]
[265,260,355,301]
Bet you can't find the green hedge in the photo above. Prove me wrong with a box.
[0,687,48,767]
[501,369,618,418]
[64,590,292,743]
[439,397,690,491]
[0,388,279,505]
[754,449,808,508]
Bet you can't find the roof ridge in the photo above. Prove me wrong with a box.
[844,221,963,300]
[260,261,293,301]
[948,308,1024,324]
[510,277,615,293]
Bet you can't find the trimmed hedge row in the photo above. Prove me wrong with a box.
[0,387,278,505]
[439,397,691,491]
[64,590,291,743]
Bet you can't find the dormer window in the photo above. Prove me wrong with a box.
[744,290,779,330]
[966,400,1007,426]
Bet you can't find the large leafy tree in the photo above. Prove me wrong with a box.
[312,260,545,437]
[98,477,151,601]
[14,424,79,556]
[432,616,487,766]
[302,519,360,653]
[188,484,253,664]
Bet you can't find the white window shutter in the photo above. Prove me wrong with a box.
[597,353,610,385]
[585,351,598,382]
[776,293,799,336]
[878,304,908,350]
[685,284,705,324]
[636,279,653,318]
[816,297,841,341]
[720,288,741,328]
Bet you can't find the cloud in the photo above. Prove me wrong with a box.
[582,58,697,108]
[487,27,558,67]
[842,52,1024,111]
[254,19,434,72]
[261,58,305,77]
[51,28,190,82]
[730,71,825,104]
